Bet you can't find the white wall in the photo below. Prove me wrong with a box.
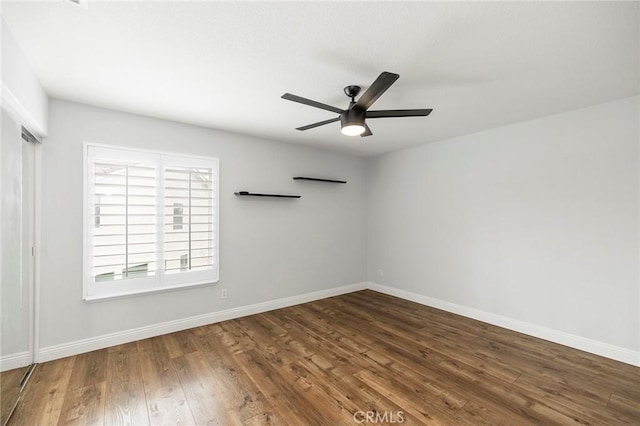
[1,17,48,136]
[39,99,366,350]
[367,96,639,353]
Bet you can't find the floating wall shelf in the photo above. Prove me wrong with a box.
[234,191,301,199]
[293,177,347,184]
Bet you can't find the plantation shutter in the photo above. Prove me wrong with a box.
[86,147,159,297]
[163,157,217,278]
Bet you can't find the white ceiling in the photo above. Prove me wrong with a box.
[2,1,638,157]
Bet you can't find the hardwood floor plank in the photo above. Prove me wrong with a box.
[435,357,593,425]
[513,366,611,404]
[259,314,318,360]
[306,362,426,425]
[321,297,522,385]
[350,291,565,363]
[275,361,357,424]
[353,368,470,425]
[287,304,376,355]
[216,320,257,354]
[329,295,525,382]
[202,322,225,335]
[351,293,580,390]
[276,310,376,372]
[161,332,187,359]
[510,375,634,425]
[137,336,180,393]
[172,353,241,425]
[165,330,199,359]
[0,366,29,425]
[242,411,288,426]
[194,330,279,422]
[290,353,426,425]
[145,385,195,426]
[9,357,75,425]
[233,349,327,425]
[104,342,150,426]
[607,393,640,423]
[454,399,529,426]
[233,315,299,367]
[138,336,196,425]
[551,353,640,400]
[66,349,108,392]
[58,382,106,426]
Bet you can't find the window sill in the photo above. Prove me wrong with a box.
[83,278,219,303]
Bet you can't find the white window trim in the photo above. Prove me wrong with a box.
[83,142,219,301]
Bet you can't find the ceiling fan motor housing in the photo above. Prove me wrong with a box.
[341,107,365,128]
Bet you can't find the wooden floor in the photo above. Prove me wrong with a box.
[8,290,640,425]
[1,366,29,426]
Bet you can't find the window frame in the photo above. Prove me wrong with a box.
[83,142,219,301]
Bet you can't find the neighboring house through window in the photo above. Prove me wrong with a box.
[173,202,184,230]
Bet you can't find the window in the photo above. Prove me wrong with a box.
[84,144,218,300]
[172,202,184,230]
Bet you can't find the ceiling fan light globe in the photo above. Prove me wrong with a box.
[341,124,366,136]
[340,108,366,136]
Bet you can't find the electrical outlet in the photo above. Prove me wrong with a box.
[378,269,384,277]
[220,288,228,299]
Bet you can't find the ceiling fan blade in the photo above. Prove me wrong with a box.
[295,117,340,131]
[355,72,400,110]
[366,109,433,118]
[360,123,373,137]
[282,93,343,114]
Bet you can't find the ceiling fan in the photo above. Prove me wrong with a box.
[282,71,432,137]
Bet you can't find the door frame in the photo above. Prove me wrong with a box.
[20,126,41,366]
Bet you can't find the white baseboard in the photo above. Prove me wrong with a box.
[367,282,640,367]
[0,351,32,372]
[38,282,368,363]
